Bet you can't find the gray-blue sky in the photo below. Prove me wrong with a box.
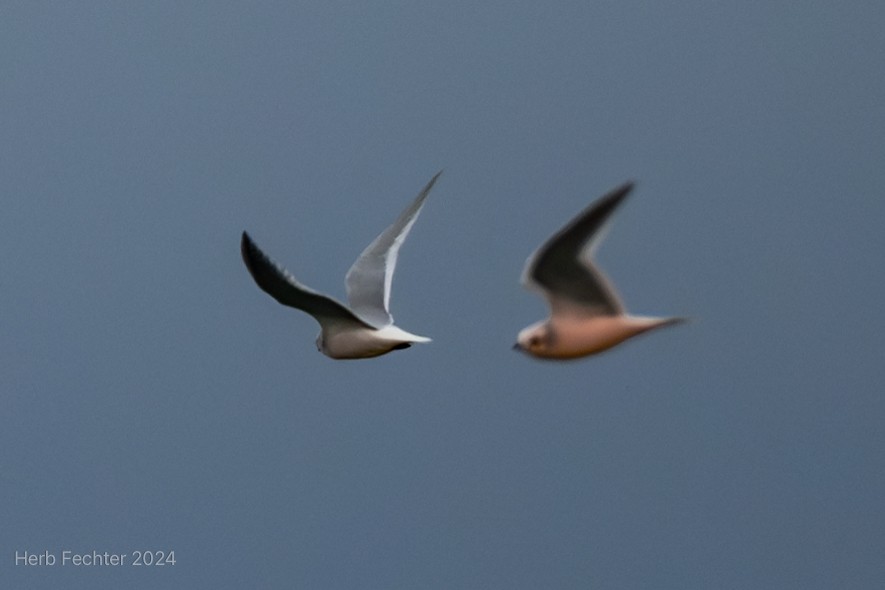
[2,2,884,588]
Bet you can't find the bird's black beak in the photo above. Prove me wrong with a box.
[512,342,523,351]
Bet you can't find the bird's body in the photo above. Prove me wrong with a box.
[518,315,683,360]
[242,172,440,360]
[515,182,684,360]
[317,323,429,360]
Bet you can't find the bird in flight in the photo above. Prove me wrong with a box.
[242,172,441,359]
[514,181,685,360]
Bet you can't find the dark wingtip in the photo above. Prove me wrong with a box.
[424,170,443,192]
[606,180,635,204]
[582,180,635,226]
[240,231,261,274]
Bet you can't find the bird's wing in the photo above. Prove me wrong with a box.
[521,181,633,317]
[241,231,372,329]
[344,171,441,327]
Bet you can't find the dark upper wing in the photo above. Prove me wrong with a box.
[241,231,372,328]
[521,182,633,316]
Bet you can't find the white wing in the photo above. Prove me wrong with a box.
[345,172,441,327]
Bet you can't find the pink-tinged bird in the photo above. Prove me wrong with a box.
[515,182,685,359]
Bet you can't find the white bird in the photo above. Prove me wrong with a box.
[514,181,685,360]
[241,172,441,359]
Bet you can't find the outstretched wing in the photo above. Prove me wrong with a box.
[241,231,372,329]
[344,171,441,327]
[522,181,633,317]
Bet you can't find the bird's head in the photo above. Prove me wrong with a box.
[514,321,553,356]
